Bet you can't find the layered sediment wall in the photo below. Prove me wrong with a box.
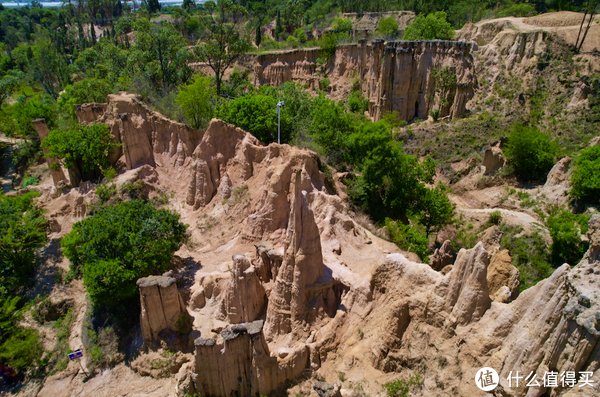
[253,40,475,121]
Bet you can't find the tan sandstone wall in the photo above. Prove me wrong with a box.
[253,40,475,121]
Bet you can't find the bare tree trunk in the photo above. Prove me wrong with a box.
[578,10,596,52]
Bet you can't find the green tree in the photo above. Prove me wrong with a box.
[176,74,217,129]
[376,16,399,38]
[547,209,589,266]
[418,184,454,237]
[145,0,161,13]
[385,218,429,260]
[571,145,600,204]
[403,11,455,40]
[42,123,118,184]
[217,92,292,143]
[61,200,187,309]
[0,192,47,295]
[129,19,191,91]
[0,296,43,376]
[57,78,112,121]
[194,0,250,95]
[331,17,352,33]
[504,125,558,182]
[349,140,428,222]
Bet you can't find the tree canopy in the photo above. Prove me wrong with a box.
[403,11,455,40]
[61,200,187,310]
[42,123,118,183]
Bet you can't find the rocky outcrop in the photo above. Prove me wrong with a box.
[137,275,192,345]
[253,40,475,121]
[264,172,332,337]
[76,93,203,170]
[429,239,454,271]
[192,320,309,397]
[483,143,505,176]
[342,11,414,40]
[219,254,266,324]
[336,215,600,395]
[541,156,572,205]
[487,249,519,302]
[32,119,69,188]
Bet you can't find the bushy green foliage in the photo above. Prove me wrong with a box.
[504,125,558,182]
[21,175,39,188]
[500,224,553,291]
[547,209,589,266]
[384,373,423,397]
[0,93,57,138]
[57,78,112,121]
[0,192,47,295]
[376,16,399,38]
[496,3,537,17]
[349,139,428,222]
[403,12,454,40]
[217,92,293,144]
[331,17,352,33]
[96,184,117,203]
[347,90,369,114]
[307,97,352,164]
[61,200,186,309]
[488,210,502,226]
[42,123,118,182]
[176,74,218,129]
[385,219,429,261]
[571,145,600,205]
[417,183,454,237]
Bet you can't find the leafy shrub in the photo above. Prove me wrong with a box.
[12,139,43,175]
[347,90,369,114]
[349,140,428,222]
[319,77,331,92]
[500,224,553,291]
[504,125,558,182]
[384,373,423,397]
[42,123,119,183]
[307,97,352,164]
[21,175,39,188]
[547,209,589,266]
[571,145,600,204]
[57,78,112,121]
[331,17,352,33]
[217,93,293,144]
[0,93,57,138]
[0,192,47,295]
[488,210,502,226]
[376,16,399,39]
[96,184,117,203]
[176,74,217,129]
[496,3,537,17]
[61,200,187,309]
[417,184,454,237]
[0,296,43,377]
[385,218,429,261]
[403,12,454,40]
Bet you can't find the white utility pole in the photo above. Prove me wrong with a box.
[276,100,285,144]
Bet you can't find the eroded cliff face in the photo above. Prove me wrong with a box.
[323,215,600,396]
[253,40,475,121]
[43,93,598,396]
[76,93,203,170]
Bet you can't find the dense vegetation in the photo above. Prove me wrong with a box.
[504,124,558,182]
[0,192,47,379]
[62,200,187,311]
[42,123,118,183]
